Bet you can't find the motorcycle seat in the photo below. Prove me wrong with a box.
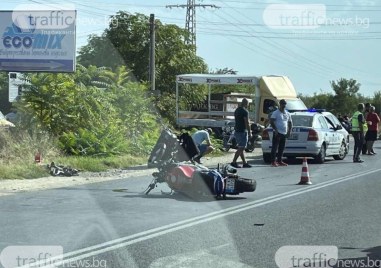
[173,165,196,179]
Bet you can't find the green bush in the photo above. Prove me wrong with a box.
[59,126,129,156]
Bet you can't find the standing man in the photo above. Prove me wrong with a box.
[231,98,252,168]
[362,103,371,155]
[351,103,366,163]
[365,106,380,155]
[192,128,214,164]
[270,99,292,167]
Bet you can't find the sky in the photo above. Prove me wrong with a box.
[2,0,381,97]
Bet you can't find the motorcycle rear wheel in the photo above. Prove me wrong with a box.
[235,178,256,192]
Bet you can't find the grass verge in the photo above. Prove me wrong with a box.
[0,154,149,180]
[0,127,226,180]
[53,154,148,172]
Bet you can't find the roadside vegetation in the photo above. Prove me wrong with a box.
[0,125,223,180]
[1,12,381,180]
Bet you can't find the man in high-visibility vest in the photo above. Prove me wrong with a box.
[351,103,366,163]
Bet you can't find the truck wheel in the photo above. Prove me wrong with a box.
[245,138,255,152]
[245,146,254,153]
[222,137,231,152]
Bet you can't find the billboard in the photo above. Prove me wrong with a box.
[0,8,76,72]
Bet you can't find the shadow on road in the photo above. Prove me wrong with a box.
[118,191,247,203]
[290,246,381,268]
[333,245,381,268]
[122,165,153,171]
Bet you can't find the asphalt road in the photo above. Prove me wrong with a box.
[0,143,380,268]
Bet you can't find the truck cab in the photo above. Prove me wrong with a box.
[256,76,307,125]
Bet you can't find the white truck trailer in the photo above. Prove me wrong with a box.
[175,74,307,128]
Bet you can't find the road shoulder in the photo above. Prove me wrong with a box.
[0,150,262,196]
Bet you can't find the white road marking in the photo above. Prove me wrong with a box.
[20,168,381,268]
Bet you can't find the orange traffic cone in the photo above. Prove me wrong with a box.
[299,157,312,185]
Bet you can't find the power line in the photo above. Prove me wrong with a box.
[196,26,381,35]
[208,0,381,8]
[197,30,381,40]
[166,1,219,47]
[213,1,381,84]
[198,12,332,79]
[214,9,338,77]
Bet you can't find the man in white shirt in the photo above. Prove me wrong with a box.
[191,128,214,163]
[270,99,292,167]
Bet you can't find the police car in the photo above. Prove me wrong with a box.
[261,110,349,163]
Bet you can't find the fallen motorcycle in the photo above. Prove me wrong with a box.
[146,129,256,199]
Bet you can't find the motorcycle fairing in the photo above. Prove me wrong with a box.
[148,129,178,168]
[148,129,200,167]
[167,165,196,191]
[171,165,196,179]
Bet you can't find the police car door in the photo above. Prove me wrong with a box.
[325,115,345,152]
[318,115,339,155]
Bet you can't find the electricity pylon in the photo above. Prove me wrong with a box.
[166,1,219,47]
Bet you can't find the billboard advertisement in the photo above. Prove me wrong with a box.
[0,7,76,72]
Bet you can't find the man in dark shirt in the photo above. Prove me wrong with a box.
[362,102,371,155]
[231,98,252,168]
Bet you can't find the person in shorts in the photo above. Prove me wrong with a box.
[192,128,214,163]
[231,98,252,168]
[365,105,380,155]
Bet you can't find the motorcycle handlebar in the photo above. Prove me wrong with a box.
[217,164,237,176]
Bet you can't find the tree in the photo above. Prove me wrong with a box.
[372,91,381,114]
[14,69,126,155]
[95,65,161,153]
[21,71,118,134]
[13,65,161,155]
[212,67,237,74]
[0,72,12,114]
[77,34,125,70]
[299,91,334,111]
[330,78,361,115]
[77,12,208,124]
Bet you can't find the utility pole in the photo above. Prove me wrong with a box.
[166,1,219,47]
[149,14,155,92]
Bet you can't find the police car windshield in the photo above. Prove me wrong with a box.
[291,115,313,127]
